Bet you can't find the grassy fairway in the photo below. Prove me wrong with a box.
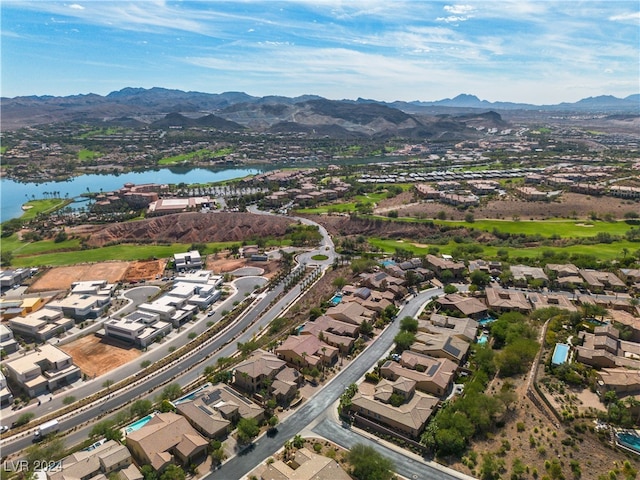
[295,192,388,214]
[19,199,72,220]
[434,218,634,238]
[5,235,292,267]
[10,244,193,267]
[368,237,638,262]
[78,149,101,161]
[158,147,233,165]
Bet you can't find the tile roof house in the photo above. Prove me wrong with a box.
[381,353,457,397]
[509,265,549,286]
[260,447,351,480]
[576,325,640,370]
[411,333,470,365]
[595,368,640,397]
[527,292,577,312]
[579,269,626,292]
[350,380,438,440]
[301,316,358,354]
[485,287,532,313]
[275,335,339,369]
[47,440,139,480]
[125,412,208,471]
[436,294,488,318]
[233,349,301,403]
[546,264,583,287]
[425,254,466,278]
[325,302,374,326]
[176,384,265,439]
[418,313,479,343]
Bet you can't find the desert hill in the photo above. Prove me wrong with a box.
[86,212,295,247]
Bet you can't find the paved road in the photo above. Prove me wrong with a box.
[2,210,338,456]
[0,277,265,454]
[211,288,449,480]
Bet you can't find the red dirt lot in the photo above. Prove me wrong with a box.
[59,335,141,377]
[29,262,131,292]
[123,259,168,282]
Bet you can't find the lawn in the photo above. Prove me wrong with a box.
[433,218,634,238]
[10,244,193,267]
[363,214,635,239]
[19,199,72,220]
[295,192,388,214]
[158,148,232,165]
[367,237,638,262]
[5,236,292,267]
[78,149,101,161]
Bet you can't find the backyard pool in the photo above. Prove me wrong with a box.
[617,432,640,454]
[124,414,155,434]
[330,294,342,305]
[477,334,489,345]
[173,383,212,405]
[478,316,495,326]
[551,343,570,365]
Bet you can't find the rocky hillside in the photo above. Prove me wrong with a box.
[86,212,295,246]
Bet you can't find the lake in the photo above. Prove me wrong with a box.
[0,167,261,222]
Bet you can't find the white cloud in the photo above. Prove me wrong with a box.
[608,11,640,23]
[443,5,475,15]
[69,4,84,10]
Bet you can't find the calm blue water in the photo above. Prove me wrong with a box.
[0,167,261,222]
[330,294,343,305]
[617,432,640,454]
[124,414,154,434]
[552,343,570,365]
[477,334,489,345]
[478,317,495,326]
[173,383,211,405]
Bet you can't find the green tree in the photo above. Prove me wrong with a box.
[26,438,65,465]
[346,443,394,480]
[470,270,491,288]
[359,319,373,336]
[332,277,347,290]
[159,383,183,401]
[130,399,153,418]
[399,316,418,333]
[15,412,35,427]
[160,465,185,480]
[140,465,158,480]
[444,284,458,294]
[236,418,260,443]
[394,331,415,352]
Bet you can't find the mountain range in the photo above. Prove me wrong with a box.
[1,87,638,134]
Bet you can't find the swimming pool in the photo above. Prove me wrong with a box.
[330,294,342,305]
[477,334,489,345]
[173,383,212,405]
[478,317,495,326]
[617,432,640,454]
[551,343,570,365]
[124,414,154,434]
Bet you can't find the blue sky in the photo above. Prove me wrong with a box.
[2,1,638,104]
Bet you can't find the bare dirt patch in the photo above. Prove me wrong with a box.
[378,192,639,221]
[205,254,281,279]
[123,259,168,282]
[30,261,130,292]
[59,335,141,377]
